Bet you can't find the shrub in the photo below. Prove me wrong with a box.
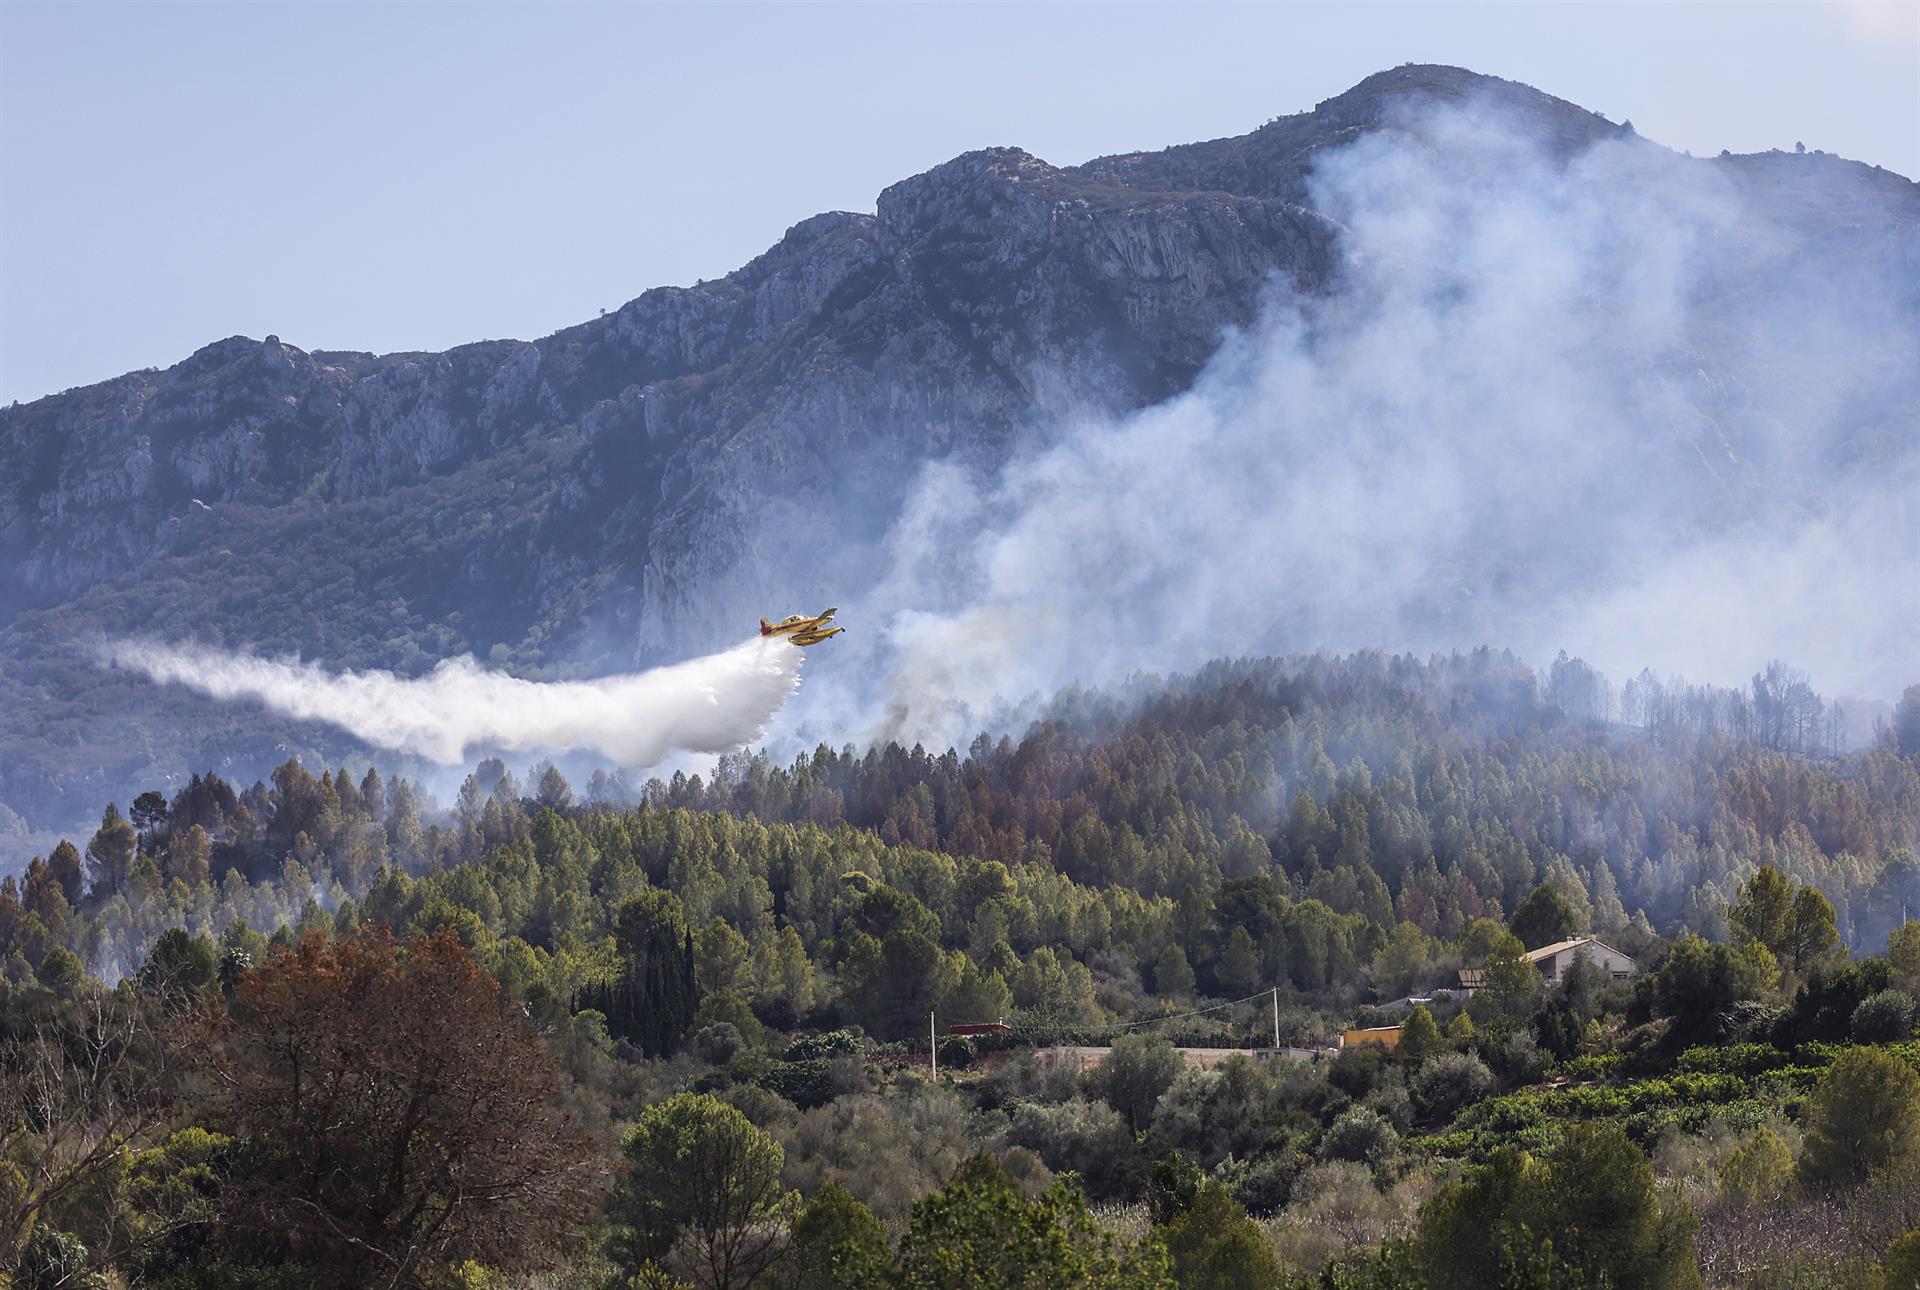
[1413,1124,1699,1288]
[1556,1053,1627,1080]
[756,1058,835,1108]
[1328,1044,1387,1098]
[785,1029,862,1062]
[1798,1047,1920,1190]
[1365,1072,1415,1132]
[1776,959,1895,1046]
[1004,1098,1143,1201]
[1082,1033,1184,1131]
[895,1152,1167,1285]
[1718,1127,1793,1205]
[1497,1030,1550,1086]
[1398,1005,1442,1061]
[780,1181,892,1290]
[1676,1044,1791,1076]
[1223,1150,1301,1217]
[1158,1180,1289,1289]
[1319,1106,1400,1168]
[692,1022,746,1065]
[1884,1230,1920,1290]
[1719,999,1784,1044]
[1414,1052,1496,1124]
[1850,989,1916,1044]
[1147,1152,1204,1225]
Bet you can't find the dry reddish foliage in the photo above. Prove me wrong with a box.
[206,927,608,1286]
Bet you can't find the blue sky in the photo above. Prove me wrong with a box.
[2,0,1915,405]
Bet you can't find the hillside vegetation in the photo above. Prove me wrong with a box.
[4,651,1919,1285]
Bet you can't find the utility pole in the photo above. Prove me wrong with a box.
[1271,986,1280,1051]
[930,1011,937,1079]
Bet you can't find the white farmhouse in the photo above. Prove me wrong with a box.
[1527,936,1637,983]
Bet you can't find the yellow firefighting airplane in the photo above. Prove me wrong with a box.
[759,607,844,647]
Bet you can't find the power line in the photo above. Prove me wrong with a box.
[1083,986,1280,1038]
[940,985,1282,1041]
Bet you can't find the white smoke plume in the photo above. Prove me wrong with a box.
[784,98,1920,753]
[95,97,1918,780]
[101,635,803,766]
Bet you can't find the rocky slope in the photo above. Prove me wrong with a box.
[1,64,1914,835]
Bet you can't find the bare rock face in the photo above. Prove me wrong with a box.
[0,63,1913,830]
[595,144,1342,655]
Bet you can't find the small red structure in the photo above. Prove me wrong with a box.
[948,1021,1012,1036]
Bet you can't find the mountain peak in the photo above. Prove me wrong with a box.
[1310,63,1622,163]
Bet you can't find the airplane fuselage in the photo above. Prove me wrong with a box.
[760,608,841,646]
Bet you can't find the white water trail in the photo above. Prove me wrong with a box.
[100,635,803,767]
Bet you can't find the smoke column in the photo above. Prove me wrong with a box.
[101,635,803,766]
[781,95,1920,755]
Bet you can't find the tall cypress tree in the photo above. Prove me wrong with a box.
[587,888,699,1056]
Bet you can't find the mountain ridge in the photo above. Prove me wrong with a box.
[1,63,1915,839]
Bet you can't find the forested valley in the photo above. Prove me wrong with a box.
[7,649,1920,1288]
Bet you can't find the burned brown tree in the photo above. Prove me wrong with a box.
[205,927,608,1287]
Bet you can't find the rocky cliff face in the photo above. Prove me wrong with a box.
[1,64,1914,835]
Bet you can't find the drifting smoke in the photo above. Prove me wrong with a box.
[788,97,1920,752]
[91,97,1918,780]
[101,635,803,766]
